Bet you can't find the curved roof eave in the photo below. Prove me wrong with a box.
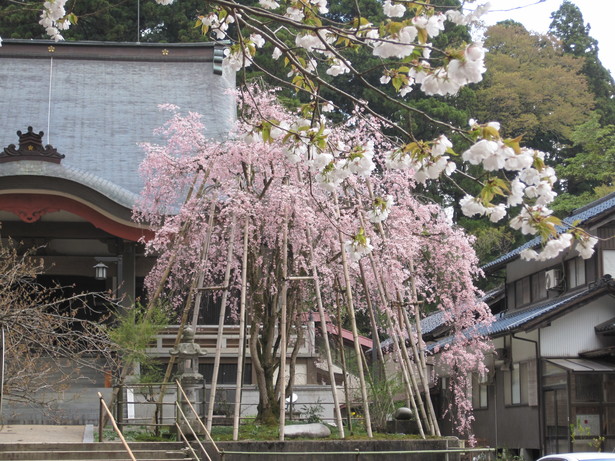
[0,161,154,241]
[0,161,139,208]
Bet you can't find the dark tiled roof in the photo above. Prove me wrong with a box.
[428,276,615,351]
[0,161,138,208]
[421,310,447,336]
[0,40,236,196]
[484,289,590,336]
[482,192,615,272]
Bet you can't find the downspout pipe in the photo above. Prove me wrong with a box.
[512,332,543,455]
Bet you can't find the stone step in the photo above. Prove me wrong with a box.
[0,455,192,461]
[0,442,186,452]
[0,442,193,461]
[0,451,188,461]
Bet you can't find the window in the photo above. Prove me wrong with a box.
[471,373,488,409]
[200,363,252,385]
[567,257,586,289]
[604,250,615,277]
[574,374,603,402]
[506,283,515,310]
[508,269,557,310]
[511,363,523,404]
[514,276,531,307]
[531,271,547,302]
[504,361,537,406]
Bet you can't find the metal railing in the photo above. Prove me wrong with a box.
[97,392,138,461]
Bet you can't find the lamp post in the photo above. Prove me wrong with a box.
[93,262,109,280]
[93,256,124,300]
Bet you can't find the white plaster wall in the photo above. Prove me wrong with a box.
[540,296,615,357]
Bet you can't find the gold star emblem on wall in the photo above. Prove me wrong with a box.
[162,49,169,56]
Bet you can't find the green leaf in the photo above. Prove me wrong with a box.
[392,76,403,92]
[417,27,428,44]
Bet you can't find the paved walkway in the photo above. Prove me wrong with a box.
[0,425,89,443]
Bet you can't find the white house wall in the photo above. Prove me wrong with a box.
[505,255,566,283]
[540,297,615,357]
[511,330,539,362]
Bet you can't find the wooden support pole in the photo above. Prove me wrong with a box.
[232,219,250,441]
[359,184,437,436]
[384,311,426,438]
[205,216,238,432]
[334,196,373,438]
[306,227,345,438]
[407,259,441,436]
[190,201,217,325]
[278,209,289,441]
[334,289,352,433]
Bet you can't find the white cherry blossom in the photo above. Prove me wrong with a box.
[486,204,507,223]
[460,195,487,217]
[576,236,598,259]
[259,0,279,9]
[367,195,394,223]
[344,234,374,262]
[383,0,405,18]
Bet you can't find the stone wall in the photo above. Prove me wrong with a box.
[204,438,468,461]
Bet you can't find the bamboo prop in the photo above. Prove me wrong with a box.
[365,267,430,435]
[407,258,441,436]
[359,229,429,435]
[399,294,440,436]
[383,309,426,438]
[359,185,437,435]
[357,260,399,428]
[143,170,211,322]
[306,227,345,438]
[333,196,373,438]
[205,216,238,432]
[390,326,414,407]
[151,202,218,431]
[358,237,429,436]
[393,303,431,435]
[334,289,353,433]
[232,219,250,441]
[190,201,218,327]
[102,171,211,426]
[357,261,386,376]
[278,210,289,441]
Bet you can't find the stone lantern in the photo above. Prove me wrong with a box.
[170,327,206,435]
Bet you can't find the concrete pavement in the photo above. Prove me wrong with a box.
[0,425,90,443]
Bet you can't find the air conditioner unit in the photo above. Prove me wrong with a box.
[545,269,561,290]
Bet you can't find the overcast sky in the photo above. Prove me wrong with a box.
[477,0,615,76]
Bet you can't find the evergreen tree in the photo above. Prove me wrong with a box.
[552,113,615,214]
[474,22,594,154]
[549,0,615,124]
[0,0,207,42]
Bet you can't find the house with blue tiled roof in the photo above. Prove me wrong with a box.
[430,192,615,458]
